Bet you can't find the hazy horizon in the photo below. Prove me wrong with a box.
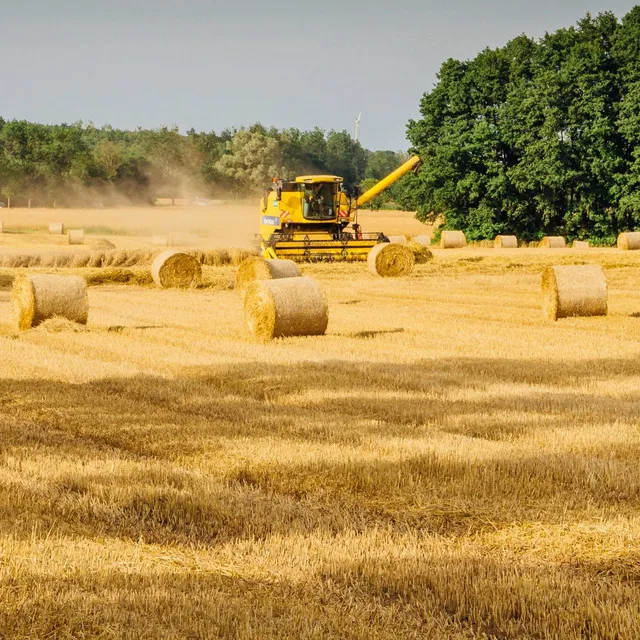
[1,0,638,150]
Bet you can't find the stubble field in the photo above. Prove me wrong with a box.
[0,205,639,638]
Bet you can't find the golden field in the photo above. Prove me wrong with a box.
[0,206,639,638]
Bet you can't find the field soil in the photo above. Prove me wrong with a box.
[0,206,639,638]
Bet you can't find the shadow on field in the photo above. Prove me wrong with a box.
[0,355,639,545]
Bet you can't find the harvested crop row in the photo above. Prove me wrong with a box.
[0,247,258,269]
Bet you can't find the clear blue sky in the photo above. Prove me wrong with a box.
[1,0,638,150]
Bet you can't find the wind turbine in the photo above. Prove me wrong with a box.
[354,112,361,142]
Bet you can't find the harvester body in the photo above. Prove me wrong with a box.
[259,155,421,261]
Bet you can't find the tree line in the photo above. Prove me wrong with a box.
[407,7,640,242]
[0,119,408,208]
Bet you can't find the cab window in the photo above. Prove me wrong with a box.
[303,183,335,220]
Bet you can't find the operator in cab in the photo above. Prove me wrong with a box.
[303,183,334,220]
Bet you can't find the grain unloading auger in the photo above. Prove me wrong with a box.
[259,155,421,261]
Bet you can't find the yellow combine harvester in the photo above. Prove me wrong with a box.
[259,155,421,261]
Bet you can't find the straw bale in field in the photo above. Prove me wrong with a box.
[367,242,414,277]
[68,229,85,245]
[92,239,116,250]
[244,276,328,340]
[407,242,433,264]
[572,240,590,249]
[151,250,202,288]
[494,235,518,248]
[236,256,301,293]
[412,234,431,246]
[169,232,199,247]
[152,235,169,247]
[387,235,407,244]
[440,230,466,249]
[539,236,566,248]
[49,222,64,234]
[541,265,607,321]
[617,232,640,250]
[12,274,88,331]
[0,222,3,233]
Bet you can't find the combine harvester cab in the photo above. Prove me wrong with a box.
[259,156,421,262]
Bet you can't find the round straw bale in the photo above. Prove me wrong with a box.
[152,235,169,247]
[235,256,301,293]
[12,274,88,331]
[68,229,85,245]
[151,250,201,288]
[244,276,328,340]
[92,238,116,251]
[494,235,518,248]
[49,222,64,235]
[539,236,566,248]
[387,235,408,244]
[440,230,466,249]
[617,232,640,250]
[541,265,607,321]
[367,243,414,277]
[0,221,4,233]
[572,240,590,249]
[407,242,433,264]
[412,234,431,246]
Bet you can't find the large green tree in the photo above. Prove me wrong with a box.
[215,128,284,195]
[408,8,640,241]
